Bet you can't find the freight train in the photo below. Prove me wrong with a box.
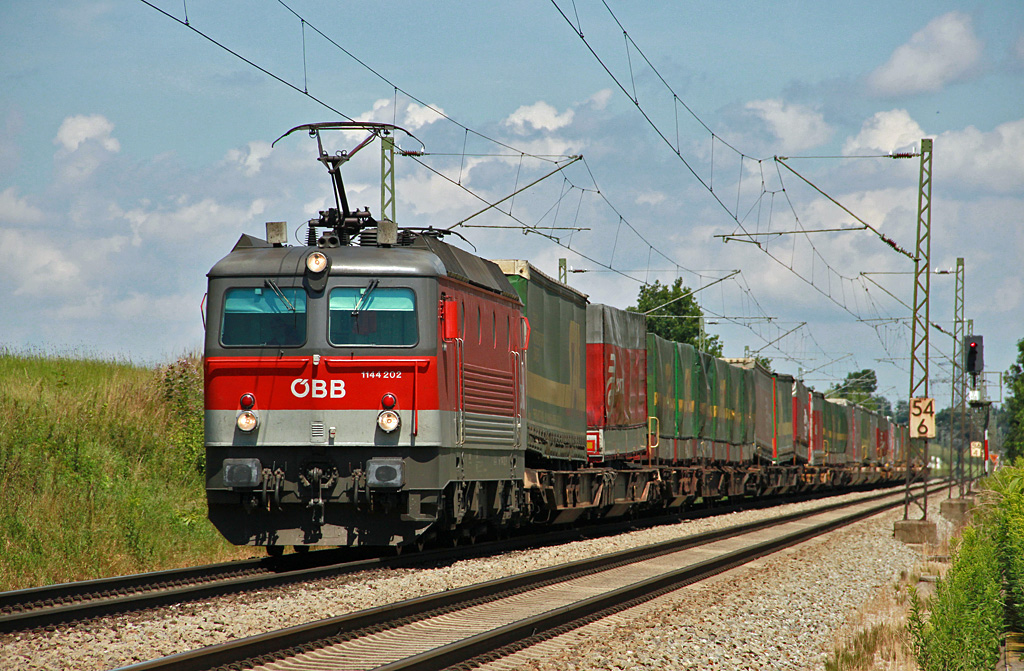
[203,123,908,554]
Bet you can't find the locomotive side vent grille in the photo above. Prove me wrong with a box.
[310,421,326,443]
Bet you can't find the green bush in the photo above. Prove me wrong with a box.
[911,525,1002,670]
[910,463,1024,671]
[161,353,205,475]
[986,462,1024,630]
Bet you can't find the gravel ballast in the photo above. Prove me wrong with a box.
[0,487,944,671]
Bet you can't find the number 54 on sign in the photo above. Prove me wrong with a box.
[910,397,936,439]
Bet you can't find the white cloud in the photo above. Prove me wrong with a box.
[589,89,614,111]
[844,111,1024,193]
[0,228,81,296]
[54,114,120,153]
[404,103,447,131]
[224,141,272,176]
[122,197,262,247]
[867,12,982,96]
[351,98,446,134]
[0,187,44,224]
[842,109,926,155]
[636,191,665,206]
[939,119,1024,193]
[504,101,575,133]
[745,99,833,153]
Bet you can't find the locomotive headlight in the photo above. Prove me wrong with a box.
[377,409,400,433]
[306,251,328,273]
[236,410,259,432]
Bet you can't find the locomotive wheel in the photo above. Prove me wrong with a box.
[266,545,284,558]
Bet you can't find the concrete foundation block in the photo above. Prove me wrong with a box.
[894,519,938,545]
[939,498,973,525]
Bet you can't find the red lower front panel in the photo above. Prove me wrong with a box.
[206,356,439,432]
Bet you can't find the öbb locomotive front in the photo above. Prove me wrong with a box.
[203,123,909,554]
[205,227,534,549]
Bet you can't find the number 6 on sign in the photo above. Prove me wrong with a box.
[910,397,936,439]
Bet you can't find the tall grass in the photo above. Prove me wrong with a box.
[0,350,253,591]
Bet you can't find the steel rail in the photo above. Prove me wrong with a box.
[0,482,912,633]
[114,482,943,671]
[393,486,944,671]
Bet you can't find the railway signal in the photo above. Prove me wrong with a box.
[964,335,984,374]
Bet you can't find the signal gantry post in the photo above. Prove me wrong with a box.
[953,258,965,497]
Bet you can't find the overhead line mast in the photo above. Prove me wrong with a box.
[904,138,933,524]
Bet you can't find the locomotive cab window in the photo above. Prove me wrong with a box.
[221,285,307,347]
[329,286,418,346]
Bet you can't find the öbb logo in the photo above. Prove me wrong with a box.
[291,378,346,399]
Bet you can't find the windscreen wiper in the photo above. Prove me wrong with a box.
[351,279,379,316]
[264,279,296,312]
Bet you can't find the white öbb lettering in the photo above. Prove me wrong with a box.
[290,378,346,399]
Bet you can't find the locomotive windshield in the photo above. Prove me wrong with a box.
[329,286,417,346]
[221,285,307,347]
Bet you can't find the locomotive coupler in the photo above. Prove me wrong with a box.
[260,468,285,511]
[300,466,337,525]
[304,467,325,525]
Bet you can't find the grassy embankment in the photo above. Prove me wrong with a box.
[825,465,1024,671]
[0,351,256,592]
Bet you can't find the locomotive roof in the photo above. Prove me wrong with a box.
[209,232,520,300]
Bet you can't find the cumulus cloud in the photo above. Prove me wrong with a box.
[589,89,614,111]
[504,101,575,133]
[52,114,122,183]
[939,118,1024,193]
[404,103,447,131]
[122,197,264,247]
[867,12,982,96]
[745,99,833,153]
[0,228,81,296]
[636,191,666,206]
[54,114,120,153]
[842,109,926,155]
[224,141,272,176]
[844,110,1024,193]
[0,187,44,225]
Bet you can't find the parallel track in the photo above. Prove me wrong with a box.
[115,482,944,671]
[0,483,910,633]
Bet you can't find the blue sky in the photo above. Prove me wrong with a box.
[2,0,1022,407]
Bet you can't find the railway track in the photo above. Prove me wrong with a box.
[113,482,943,671]
[0,484,912,634]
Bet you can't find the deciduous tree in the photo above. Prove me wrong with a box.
[629,278,722,356]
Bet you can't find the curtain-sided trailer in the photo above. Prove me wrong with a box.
[497,260,588,466]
